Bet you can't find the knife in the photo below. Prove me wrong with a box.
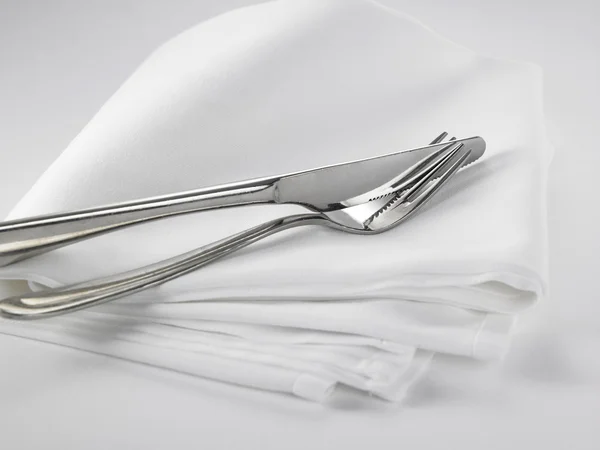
[0,135,485,267]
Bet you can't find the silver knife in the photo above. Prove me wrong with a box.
[0,135,485,267]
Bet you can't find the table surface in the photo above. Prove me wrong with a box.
[1,1,599,449]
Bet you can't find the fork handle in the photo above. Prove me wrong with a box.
[0,178,278,268]
[0,214,324,320]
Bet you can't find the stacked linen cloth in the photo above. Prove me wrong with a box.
[0,0,551,402]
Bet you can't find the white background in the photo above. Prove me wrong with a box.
[1,0,599,448]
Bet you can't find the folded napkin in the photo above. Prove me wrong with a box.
[0,0,551,402]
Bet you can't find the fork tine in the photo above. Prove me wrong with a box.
[401,142,464,202]
[360,141,463,223]
[429,131,448,145]
[364,136,459,198]
[367,147,471,230]
[404,148,471,208]
[385,137,458,194]
[342,132,454,206]
[429,131,457,145]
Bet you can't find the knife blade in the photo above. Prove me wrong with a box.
[276,136,485,210]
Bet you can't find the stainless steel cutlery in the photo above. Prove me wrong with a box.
[0,132,485,319]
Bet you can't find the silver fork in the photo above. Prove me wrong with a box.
[0,138,470,320]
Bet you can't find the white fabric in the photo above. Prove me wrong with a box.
[0,0,550,401]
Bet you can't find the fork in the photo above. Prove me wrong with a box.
[0,138,470,320]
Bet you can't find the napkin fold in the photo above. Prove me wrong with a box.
[0,0,551,401]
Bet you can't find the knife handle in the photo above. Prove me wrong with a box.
[0,179,277,267]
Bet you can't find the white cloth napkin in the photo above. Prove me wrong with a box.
[0,0,551,402]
